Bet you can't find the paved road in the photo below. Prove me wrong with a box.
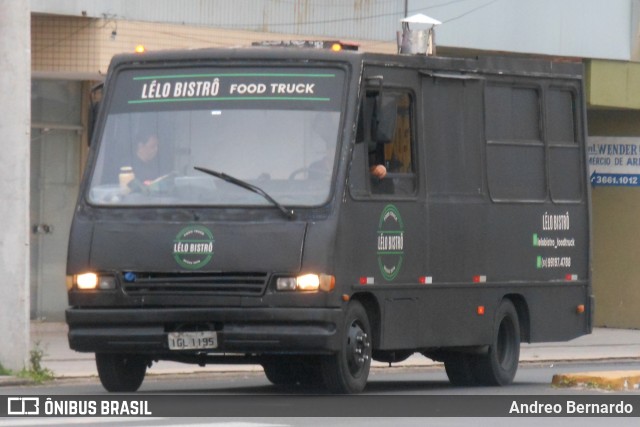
[2,363,639,426]
[3,360,640,395]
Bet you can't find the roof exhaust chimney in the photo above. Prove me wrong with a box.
[397,13,441,56]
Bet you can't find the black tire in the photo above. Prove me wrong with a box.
[95,353,147,392]
[473,299,520,386]
[444,352,477,386]
[321,301,372,394]
[262,356,323,386]
[295,357,324,385]
[262,360,298,385]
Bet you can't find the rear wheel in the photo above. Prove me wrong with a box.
[321,301,372,394]
[95,353,148,392]
[444,352,477,386]
[473,299,520,385]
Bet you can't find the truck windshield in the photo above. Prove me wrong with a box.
[88,66,345,207]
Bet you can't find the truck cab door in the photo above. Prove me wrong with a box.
[336,67,427,350]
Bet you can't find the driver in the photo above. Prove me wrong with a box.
[131,133,161,183]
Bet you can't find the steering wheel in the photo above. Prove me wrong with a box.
[288,168,310,180]
[288,167,331,180]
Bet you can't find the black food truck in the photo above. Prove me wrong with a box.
[66,42,592,393]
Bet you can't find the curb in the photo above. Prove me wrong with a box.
[0,376,34,387]
[552,371,640,391]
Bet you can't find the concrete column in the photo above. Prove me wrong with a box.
[632,0,640,62]
[0,0,31,371]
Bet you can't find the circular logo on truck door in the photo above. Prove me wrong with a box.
[377,204,404,281]
[173,225,214,269]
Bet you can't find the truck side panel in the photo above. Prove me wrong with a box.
[337,60,591,352]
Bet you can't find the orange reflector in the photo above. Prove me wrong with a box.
[134,44,146,53]
[576,304,585,314]
[331,43,342,52]
[342,294,350,302]
[477,306,485,316]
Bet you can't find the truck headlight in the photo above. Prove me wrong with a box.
[76,273,98,289]
[276,277,297,291]
[276,274,335,292]
[75,273,116,290]
[296,274,320,291]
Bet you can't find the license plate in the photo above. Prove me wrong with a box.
[168,331,218,350]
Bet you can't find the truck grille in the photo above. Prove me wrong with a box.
[121,272,269,296]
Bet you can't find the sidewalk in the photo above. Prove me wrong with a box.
[2,322,640,388]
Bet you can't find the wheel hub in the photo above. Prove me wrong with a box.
[347,321,370,375]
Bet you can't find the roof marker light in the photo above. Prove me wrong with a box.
[134,44,146,54]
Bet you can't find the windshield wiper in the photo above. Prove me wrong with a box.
[194,166,294,219]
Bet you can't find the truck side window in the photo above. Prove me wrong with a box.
[547,88,582,202]
[352,91,416,198]
[485,84,546,202]
[424,77,483,196]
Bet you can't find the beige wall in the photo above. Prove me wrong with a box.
[32,15,395,78]
[587,60,640,110]
[588,109,640,328]
[591,186,640,327]
[32,15,102,76]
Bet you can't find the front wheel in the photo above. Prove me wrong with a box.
[321,301,372,394]
[262,356,323,386]
[473,299,521,386]
[95,353,148,392]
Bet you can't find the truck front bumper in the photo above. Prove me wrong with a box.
[66,307,342,355]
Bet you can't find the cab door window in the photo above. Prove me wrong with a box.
[351,91,417,198]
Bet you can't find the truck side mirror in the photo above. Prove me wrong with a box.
[374,94,398,144]
[356,89,398,145]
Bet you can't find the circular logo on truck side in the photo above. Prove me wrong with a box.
[173,225,214,270]
[377,204,404,281]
